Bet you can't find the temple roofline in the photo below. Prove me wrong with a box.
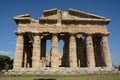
[13,9,111,25]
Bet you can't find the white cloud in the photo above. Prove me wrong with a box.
[0,51,12,55]
[10,41,15,44]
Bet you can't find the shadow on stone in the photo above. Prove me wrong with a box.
[34,79,56,80]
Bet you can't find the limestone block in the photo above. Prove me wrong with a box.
[102,34,112,67]
[50,35,59,68]
[86,34,95,68]
[69,35,77,67]
[13,34,24,70]
[32,34,41,69]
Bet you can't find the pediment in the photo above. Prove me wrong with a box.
[14,9,110,25]
[14,14,30,19]
[68,8,106,19]
[40,8,109,19]
[39,8,110,24]
[14,14,31,24]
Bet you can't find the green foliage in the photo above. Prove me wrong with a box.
[119,66,120,71]
[114,65,120,71]
[0,55,13,71]
[114,65,117,69]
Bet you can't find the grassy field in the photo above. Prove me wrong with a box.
[0,74,120,80]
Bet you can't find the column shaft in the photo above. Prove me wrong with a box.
[62,39,69,67]
[76,38,81,67]
[69,35,77,67]
[41,39,46,58]
[86,34,95,68]
[102,34,112,67]
[13,34,24,70]
[50,35,59,68]
[32,34,41,69]
[40,38,46,67]
[93,37,103,67]
[23,52,27,68]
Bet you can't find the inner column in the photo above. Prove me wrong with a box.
[40,38,46,67]
[32,33,41,69]
[93,35,103,67]
[50,34,59,68]
[76,35,87,67]
[62,37,69,67]
[23,34,33,68]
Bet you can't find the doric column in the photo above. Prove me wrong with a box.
[93,37,103,67]
[62,38,69,67]
[102,34,112,67]
[40,38,46,67]
[76,34,82,67]
[13,33,24,70]
[32,34,41,69]
[41,38,46,58]
[86,34,95,68]
[69,34,77,67]
[23,51,27,68]
[50,34,59,68]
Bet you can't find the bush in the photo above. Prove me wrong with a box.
[118,66,120,71]
[0,55,13,71]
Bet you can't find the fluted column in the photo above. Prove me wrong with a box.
[86,34,95,68]
[50,34,59,68]
[93,37,103,67]
[13,33,24,70]
[23,51,27,68]
[41,38,46,58]
[102,34,112,67]
[76,34,82,67]
[62,38,69,67]
[69,34,77,67]
[32,34,41,69]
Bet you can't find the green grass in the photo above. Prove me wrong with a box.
[0,74,120,80]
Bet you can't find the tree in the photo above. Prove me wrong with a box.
[118,65,120,71]
[0,55,13,71]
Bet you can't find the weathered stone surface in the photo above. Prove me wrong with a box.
[86,34,95,68]
[2,67,119,75]
[62,38,69,67]
[13,34,24,70]
[13,9,113,74]
[32,34,41,69]
[50,35,59,68]
[69,35,77,67]
[102,34,112,68]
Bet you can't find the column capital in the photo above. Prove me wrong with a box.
[69,33,76,36]
[51,33,58,36]
[15,32,25,36]
[101,33,109,37]
[32,33,42,36]
[85,33,93,36]
[76,34,82,38]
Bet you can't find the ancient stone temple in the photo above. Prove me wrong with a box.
[13,9,113,73]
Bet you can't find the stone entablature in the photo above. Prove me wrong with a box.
[14,9,110,34]
[13,9,112,71]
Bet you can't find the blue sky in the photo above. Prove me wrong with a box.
[0,0,120,65]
